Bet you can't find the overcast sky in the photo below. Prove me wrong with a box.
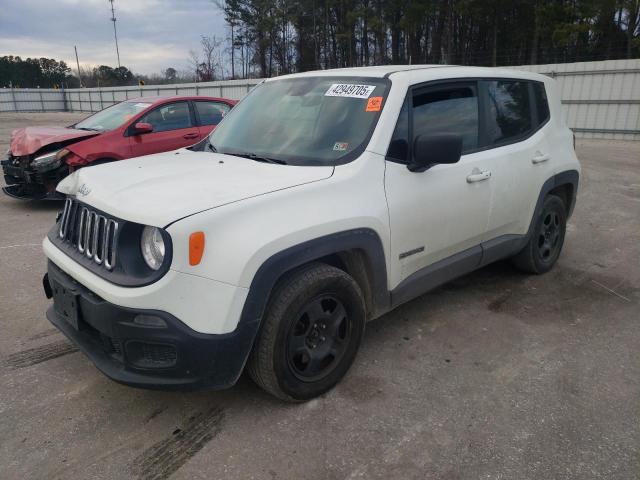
[0,0,227,75]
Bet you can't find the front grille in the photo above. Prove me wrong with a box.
[100,334,124,359]
[128,341,178,369]
[58,198,119,270]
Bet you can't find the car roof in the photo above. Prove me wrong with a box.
[273,65,448,79]
[124,95,236,105]
[269,64,548,82]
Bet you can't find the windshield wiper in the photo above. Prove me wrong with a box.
[76,127,101,131]
[225,151,287,165]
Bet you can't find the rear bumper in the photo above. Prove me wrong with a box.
[45,261,259,391]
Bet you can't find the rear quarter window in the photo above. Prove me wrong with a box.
[532,82,550,126]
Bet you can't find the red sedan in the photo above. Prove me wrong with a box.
[2,96,236,199]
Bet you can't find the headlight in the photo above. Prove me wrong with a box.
[140,226,165,270]
[31,149,69,172]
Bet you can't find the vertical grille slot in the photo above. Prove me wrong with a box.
[104,219,118,270]
[57,199,119,271]
[77,207,88,252]
[58,198,73,238]
[86,211,98,258]
[93,215,107,265]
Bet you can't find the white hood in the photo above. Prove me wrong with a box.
[57,149,334,226]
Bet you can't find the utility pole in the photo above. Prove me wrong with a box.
[109,0,121,68]
[74,45,82,87]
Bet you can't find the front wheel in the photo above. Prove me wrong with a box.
[511,194,567,274]
[247,263,366,402]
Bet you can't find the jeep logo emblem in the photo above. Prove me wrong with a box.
[78,184,91,196]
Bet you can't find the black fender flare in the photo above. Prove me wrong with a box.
[227,229,390,384]
[527,169,579,235]
[239,228,390,329]
[506,168,580,258]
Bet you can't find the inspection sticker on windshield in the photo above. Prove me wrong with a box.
[333,142,349,151]
[325,84,376,99]
[366,96,383,112]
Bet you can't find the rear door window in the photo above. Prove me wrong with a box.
[195,101,231,126]
[485,80,532,144]
[139,102,192,132]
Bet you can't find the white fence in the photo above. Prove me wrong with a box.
[514,59,640,141]
[0,79,262,114]
[2,59,639,140]
[62,79,262,112]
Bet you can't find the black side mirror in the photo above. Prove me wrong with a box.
[408,134,463,172]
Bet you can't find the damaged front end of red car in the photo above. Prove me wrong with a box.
[1,147,80,200]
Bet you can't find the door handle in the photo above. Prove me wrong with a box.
[532,152,550,164]
[183,133,199,139]
[466,170,491,183]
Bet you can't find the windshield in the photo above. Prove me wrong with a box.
[207,76,389,166]
[74,101,152,131]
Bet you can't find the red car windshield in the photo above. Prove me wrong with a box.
[74,101,152,131]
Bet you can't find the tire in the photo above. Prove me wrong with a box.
[247,263,366,402]
[511,194,567,274]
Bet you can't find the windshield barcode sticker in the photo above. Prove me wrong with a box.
[325,84,376,99]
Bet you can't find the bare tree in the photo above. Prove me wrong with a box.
[200,35,223,80]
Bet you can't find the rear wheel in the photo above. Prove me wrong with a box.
[511,194,567,274]
[247,263,366,402]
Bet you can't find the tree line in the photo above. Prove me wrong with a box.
[0,56,76,88]
[3,1,638,88]
[220,0,640,78]
[0,56,194,88]
[0,56,134,88]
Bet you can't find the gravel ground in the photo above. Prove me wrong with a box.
[0,112,638,480]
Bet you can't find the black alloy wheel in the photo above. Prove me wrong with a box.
[511,194,567,274]
[247,263,366,401]
[537,209,562,262]
[286,294,352,382]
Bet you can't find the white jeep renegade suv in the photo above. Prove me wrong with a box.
[43,65,580,401]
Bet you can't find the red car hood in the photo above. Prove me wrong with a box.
[10,126,100,156]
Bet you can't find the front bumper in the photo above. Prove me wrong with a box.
[1,158,67,200]
[45,261,259,390]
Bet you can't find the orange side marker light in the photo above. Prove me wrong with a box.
[189,232,205,266]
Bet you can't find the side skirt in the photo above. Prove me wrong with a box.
[390,234,525,308]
